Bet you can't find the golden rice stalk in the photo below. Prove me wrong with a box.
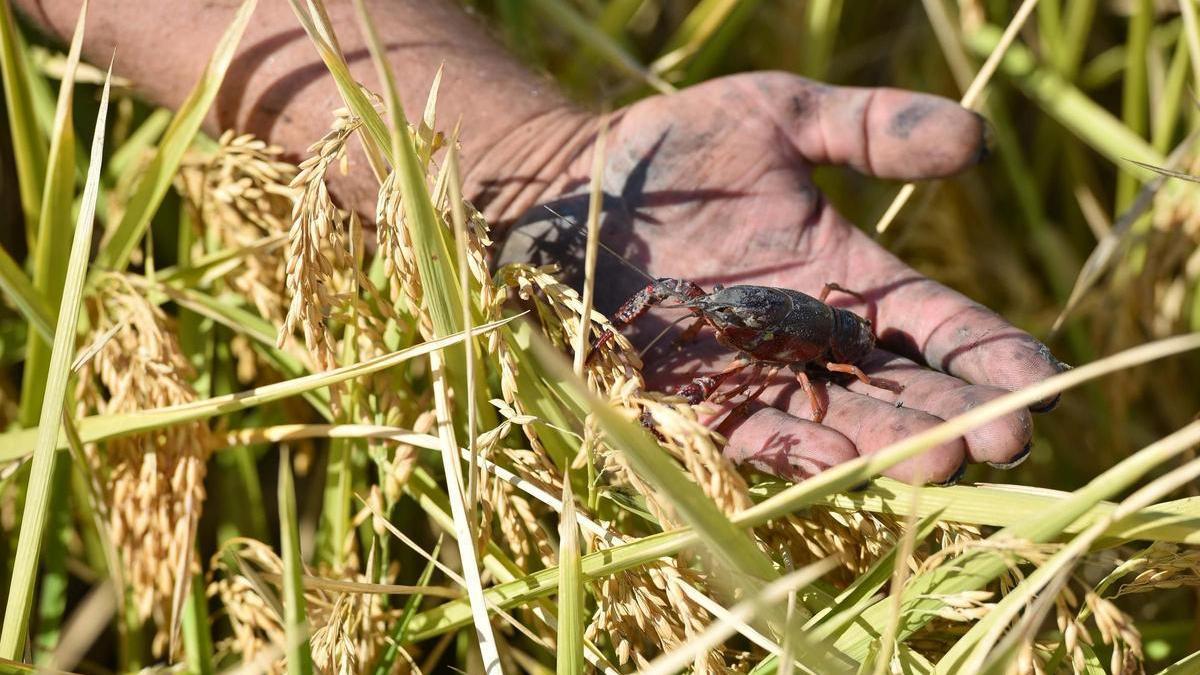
[279,108,361,370]
[210,538,402,674]
[1085,590,1143,674]
[210,540,288,671]
[597,384,752,530]
[1113,541,1200,596]
[488,263,640,495]
[73,277,210,655]
[586,561,728,671]
[176,130,298,327]
[495,263,641,389]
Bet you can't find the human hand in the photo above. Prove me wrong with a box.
[495,72,1063,485]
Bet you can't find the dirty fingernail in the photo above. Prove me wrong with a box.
[932,459,969,487]
[1030,345,1068,413]
[988,440,1032,470]
[1029,394,1060,414]
[973,112,994,163]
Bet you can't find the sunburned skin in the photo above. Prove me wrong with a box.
[13,0,1064,485]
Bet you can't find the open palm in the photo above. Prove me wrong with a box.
[499,72,1061,484]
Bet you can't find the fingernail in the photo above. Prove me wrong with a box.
[988,441,1033,470]
[973,112,994,164]
[932,459,968,487]
[1029,394,1060,414]
[1030,344,1068,413]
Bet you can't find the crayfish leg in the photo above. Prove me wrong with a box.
[818,282,866,304]
[794,369,827,424]
[678,355,752,405]
[823,361,903,394]
[583,329,616,366]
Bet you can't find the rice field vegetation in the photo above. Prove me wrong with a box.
[1,0,1200,673]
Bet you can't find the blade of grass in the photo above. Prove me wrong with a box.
[640,559,846,675]
[405,332,1200,643]
[181,571,214,675]
[0,246,53,342]
[1050,134,1195,333]
[962,23,1161,168]
[764,478,1200,545]
[950,439,1200,673]
[445,142,482,523]
[875,0,1039,234]
[104,107,171,180]
[870,487,922,675]
[0,62,110,660]
[93,0,256,274]
[0,315,521,462]
[555,482,584,675]
[0,0,48,232]
[562,0,641,85]
[651,0,754,76]
[528,0,673,93]
[802,0,844,79]
[837,420,1200,663]
[429,348,503,672]
[371,538,443,675]
[678,0,761,85]
[349,1,503,669]
[1116,0,1152,212]
[571,117,606,509]
[278,449,314,675]
[20,0,89,429]
[1160,649,1200,675]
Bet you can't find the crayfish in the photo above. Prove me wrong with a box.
[597,279,902,422]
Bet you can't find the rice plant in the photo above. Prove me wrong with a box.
[1,1,1200,673]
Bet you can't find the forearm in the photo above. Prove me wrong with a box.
[14,0,592,222]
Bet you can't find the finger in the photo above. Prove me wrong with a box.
[839,351,1034,467]
[715,404,860,481]
[759,378,969,485]
[816,224,1064,411]
[746,72,989,180]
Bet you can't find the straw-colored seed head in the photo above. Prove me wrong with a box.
[73,279,210,656]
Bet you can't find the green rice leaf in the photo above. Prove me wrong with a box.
[371,538,443,675]
[836,420,1200,664]
[0,60,110,660]
[964,24,1160,169]
[105,108,171,181]
[181,572,214,675]
[652,0,755,76]
[93,0,256,274]
[345,2,504,668]
[759,478,1200,545]
[19,0,88,428]
[936,423,1200,673]
[0,0,48,231]
[529,0,672,93]
[1160,649,1200,675]
[555,482,584,675]
[0,244,53,342]
[278,449,314,675]
[0,314,520,463]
